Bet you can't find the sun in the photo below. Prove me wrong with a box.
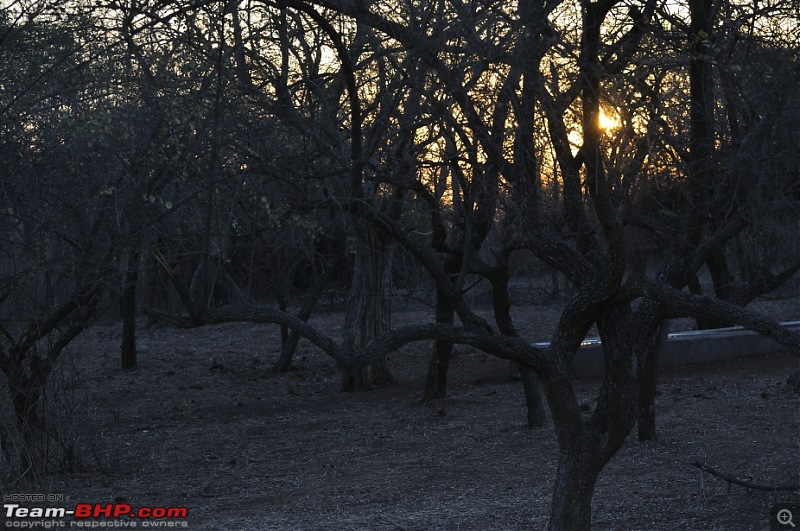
[598,108,620,132]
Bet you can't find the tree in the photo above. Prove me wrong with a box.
[0,1,119,472]
[139,0,798,525]
[39,0,797,527]
[266,0,800,527]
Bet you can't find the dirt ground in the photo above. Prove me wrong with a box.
[1,294,799,530]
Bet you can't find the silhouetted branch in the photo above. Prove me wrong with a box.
[153,251,201,322]
[144,305,350,367]
[730,259,800,306]
[631,281,800,354]
[357,324,554,376]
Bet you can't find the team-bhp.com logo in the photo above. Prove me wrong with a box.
[4,502,189,528]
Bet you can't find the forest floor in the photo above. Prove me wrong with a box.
[1,288,799,530]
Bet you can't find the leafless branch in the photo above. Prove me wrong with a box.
[631,281,800,354]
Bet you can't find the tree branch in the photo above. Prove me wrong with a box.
[144,305,350,367]
[730,259,800,306]
[355,324,554,376]
[632,281,800,354]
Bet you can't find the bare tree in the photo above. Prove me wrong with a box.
[78,0,800,527]
[0,1,119,472]
[266,0,800,527]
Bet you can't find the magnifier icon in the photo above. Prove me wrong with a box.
[778,508,796,527]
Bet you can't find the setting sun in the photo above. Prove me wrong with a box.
[598,108,620,132]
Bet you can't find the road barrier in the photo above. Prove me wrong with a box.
[511,321,800,379]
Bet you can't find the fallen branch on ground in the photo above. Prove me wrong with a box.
[690,458,800,492]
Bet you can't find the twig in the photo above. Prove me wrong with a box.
[699,465,707,513]
[690,458,800,492]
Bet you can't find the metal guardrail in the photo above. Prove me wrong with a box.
[514,321,800,379]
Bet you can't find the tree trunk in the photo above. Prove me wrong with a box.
[9,372,41,435]
[637,320,669,441]
[423,286,454,401]
[274,331,301,373]
[341,227,394,391]
[7,364,45,475]
[519,367,548,428]
[548,449,600,531]
[547,309,641,530]
[423,256,460,401]
[277,293,289,347]
[120,244,140,369]
[688,0,721,332]
[487,259,547,427]
[273,254,347,373]
[702,248,736,328]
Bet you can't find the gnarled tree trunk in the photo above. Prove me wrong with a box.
[423,257,459,401]
[548,447,601,531]
[341,226,394,391]
[487,256,547,428]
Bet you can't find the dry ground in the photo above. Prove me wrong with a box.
[1,294,799,530]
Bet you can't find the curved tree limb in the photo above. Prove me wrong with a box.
[631,281,800,354]
[356,324,555,377]
[145,305,558,377]
[354,200,494,333]
[145,306,350,367]
[729,259,800,307]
